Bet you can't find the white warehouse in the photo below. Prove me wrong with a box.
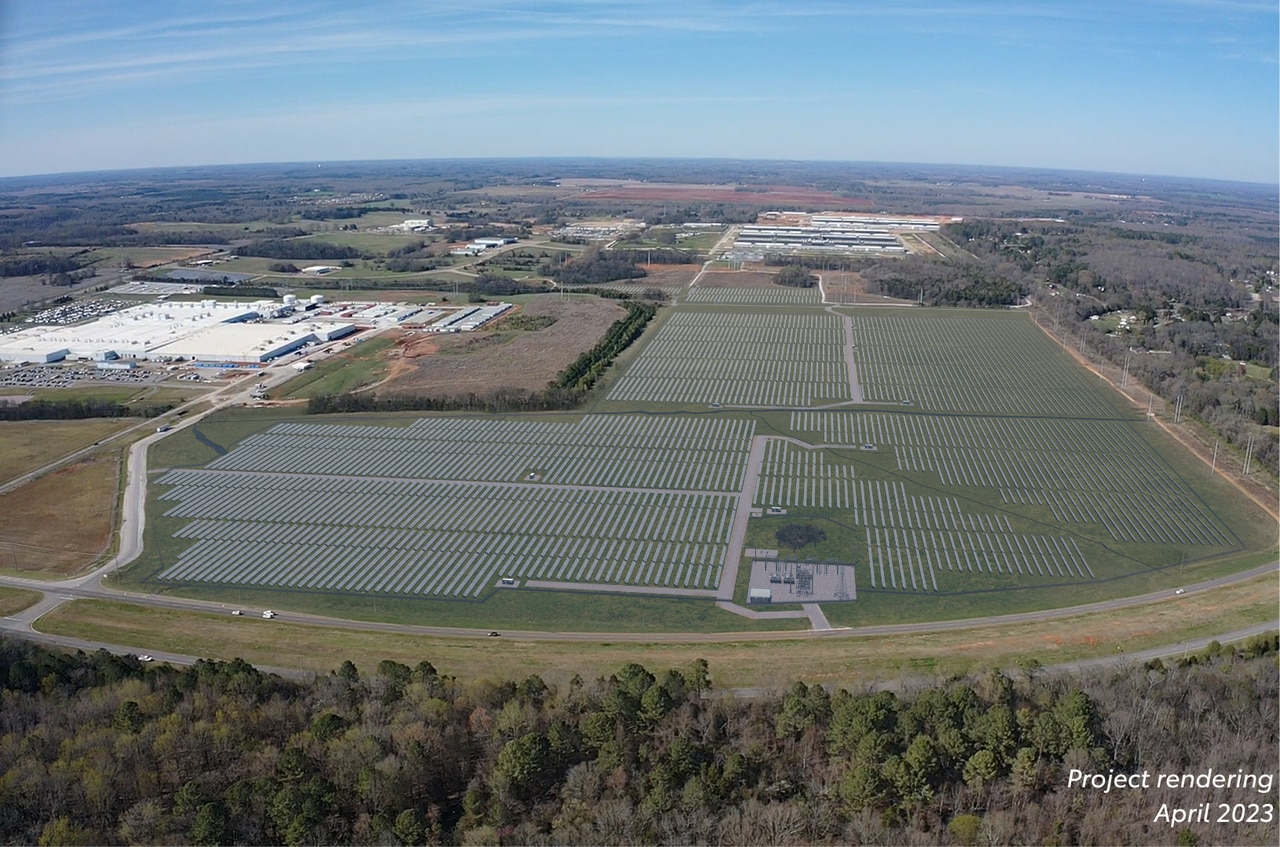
[0,299,354,365]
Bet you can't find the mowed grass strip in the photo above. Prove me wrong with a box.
[0,454,120,577]
[37,573,1278,690]
[277,335,397,399]
[0,419,135,484]
[0,587,42,616]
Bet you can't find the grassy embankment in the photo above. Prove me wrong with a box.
[37,571,1278,690]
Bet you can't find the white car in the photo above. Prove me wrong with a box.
[231,610,243,616]
[1174,588,1185,595]
[262,610,276,619]
[138,655,154,662]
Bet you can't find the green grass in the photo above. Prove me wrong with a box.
[1244,363,1274,381]
[35,575,1280,689]
[0,586,42,617]
[275,336,396,399]
[0,418,137,484]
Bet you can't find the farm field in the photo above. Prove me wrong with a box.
[0,418,136,484]
[634,264,702,287]
[0,453,120,577]
[119,296,1276,632]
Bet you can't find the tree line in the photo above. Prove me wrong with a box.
[0,397,171,421]
[0,633,1273,846]
[951,218,1278,475]
[239,240,365,261]
[547,251,647,286]
[308,302,655,416]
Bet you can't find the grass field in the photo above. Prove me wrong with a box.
[0,453,120,577]
[38,572,1278,689]
[277,335,397,399]
[86,246,213,269]
[0,587,41,616]
[0,418,135,484]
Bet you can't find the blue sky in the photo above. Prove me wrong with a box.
[1,1,1276,182]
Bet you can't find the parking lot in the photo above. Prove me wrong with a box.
[0,364,166,389]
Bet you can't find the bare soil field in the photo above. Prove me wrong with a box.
[0,454,119,576]
[378,296,626,396]
[696,271,780,288]
[637,264,702,286]
[577,182,871,208]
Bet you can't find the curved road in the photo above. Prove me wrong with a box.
[0,353,1274,666]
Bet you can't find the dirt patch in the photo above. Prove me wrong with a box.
[0,455,119,576]
[819,271,917,305]
[696,271,780,289]
[379,296,626,397]
[637,264,702,287]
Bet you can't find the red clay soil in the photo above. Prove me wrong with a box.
[696,271,780,289]
[578,184,870,208]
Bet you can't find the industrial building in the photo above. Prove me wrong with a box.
[0,298,352,365]
[729,211,960,259]
[424,303,513,333]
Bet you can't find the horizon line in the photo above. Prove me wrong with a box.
[1,156,1276,191]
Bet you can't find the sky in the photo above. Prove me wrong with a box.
[1,1,1276,183]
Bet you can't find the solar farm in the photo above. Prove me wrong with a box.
[683,285,823,305]
[138,299,1264,628]
[605,310,854,406]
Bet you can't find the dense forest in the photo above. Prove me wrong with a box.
[0,635,1274,846]
[548,251,647,286]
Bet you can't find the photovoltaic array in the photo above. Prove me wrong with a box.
[154,414,752,597]
[791,411,1233,548]
[683,286,822,305]
[851,312,1117,416]
[607,311,851,406]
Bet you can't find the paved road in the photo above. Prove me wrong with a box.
[0,334,1274,667]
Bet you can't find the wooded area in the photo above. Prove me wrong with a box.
[0,635,1273,846]
[940,219,1278,473]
